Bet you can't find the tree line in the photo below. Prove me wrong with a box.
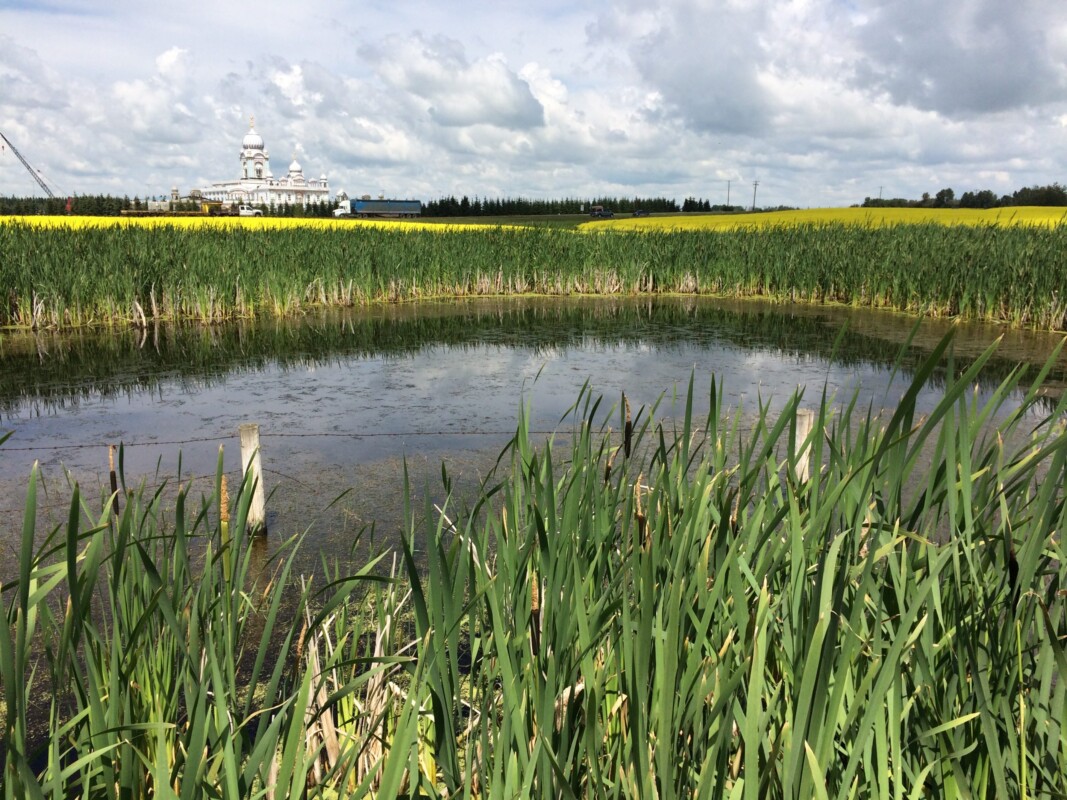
[3,193,686,217]
[23,184,1067,218]
[422,196,680,217]
[681,197,751,213]
[0,194,339,217]
[861,183,1067,210]
[0,194,126,215]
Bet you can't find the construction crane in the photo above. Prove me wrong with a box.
[0,130,56,198]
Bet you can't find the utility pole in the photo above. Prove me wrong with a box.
[879,186,883,200]
[726,180,731,207]
[751,180,759,212]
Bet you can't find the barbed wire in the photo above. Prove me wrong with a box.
[0,470,225,516]
[0,425,581,517]
[0,427,564,453]
[0,434,231,452]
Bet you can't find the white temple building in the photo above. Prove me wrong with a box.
[200,118,329,208]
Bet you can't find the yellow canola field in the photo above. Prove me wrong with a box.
[584,206,1067,232]
[7,206,1067,233]
[0,215,495,232]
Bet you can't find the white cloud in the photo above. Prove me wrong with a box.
[852,0,1067,115]
[0,34,70,110]
[625,1,773,135]
[2,0,1067,205]
[155,47,189,79]
[362,34,544,130]
[110,47,202,145]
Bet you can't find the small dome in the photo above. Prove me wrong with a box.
[289,158,302,173]
[242,116,264,150]
[243,128,264,150]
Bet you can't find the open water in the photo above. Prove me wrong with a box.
[1,296,1064,571]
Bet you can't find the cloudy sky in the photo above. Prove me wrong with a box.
[2,0,1067,208]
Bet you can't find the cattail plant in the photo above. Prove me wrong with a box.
[4,217,1067,329]
[2,332,1066,797]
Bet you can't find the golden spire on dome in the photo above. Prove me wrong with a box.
[250,115,255,129]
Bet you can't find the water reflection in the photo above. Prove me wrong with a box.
[3,296,1065,418]
[2,295,1065,571]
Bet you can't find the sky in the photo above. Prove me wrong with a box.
[2,0,1067,208]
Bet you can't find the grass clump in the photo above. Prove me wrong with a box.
[2,332,1066,797]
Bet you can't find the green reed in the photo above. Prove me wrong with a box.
[4,221,1067,329]
[0,451,398,798]
[396,337,1067,798]
[2,332,1066,797]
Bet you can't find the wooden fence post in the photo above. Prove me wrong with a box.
[239,423,267,534]
[795,408,815,484]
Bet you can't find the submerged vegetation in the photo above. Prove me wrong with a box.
[3,215,1067,330]
[2,335,1066,797]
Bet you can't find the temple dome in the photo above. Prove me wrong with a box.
[242,118,265,151]
[202,118,329,209]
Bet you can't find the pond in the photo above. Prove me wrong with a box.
[1,296,1064,572]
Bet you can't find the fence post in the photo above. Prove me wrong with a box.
[795,408,815,484]
[239,423,267,534]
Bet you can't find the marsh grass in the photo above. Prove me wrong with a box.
[0,447,403,798]
[2,332,1066,797]
[399,337,1067,798]
[5,220,1067,330]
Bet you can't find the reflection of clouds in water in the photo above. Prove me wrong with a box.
[4,298,1061,419]
[1,299,1052,494]
[525,345,565,362]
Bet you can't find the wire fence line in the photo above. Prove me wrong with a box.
[0,470,228,518]
[0,425,571,518]
[1,418,643,520]
[0,416,767,520]
[0,459,409,518]
[0,427,560,453]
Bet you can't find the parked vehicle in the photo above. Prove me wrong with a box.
[632,209,650,217]
[589,205,615,218]
[238,205,263,217]
[334,198,422,218]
